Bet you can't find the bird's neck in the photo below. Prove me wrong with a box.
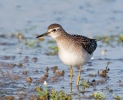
[55,31,69,42]
[55,32,71,49]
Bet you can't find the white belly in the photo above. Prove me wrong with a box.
[58,46,92,67]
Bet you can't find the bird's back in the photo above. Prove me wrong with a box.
[69,34,97,54]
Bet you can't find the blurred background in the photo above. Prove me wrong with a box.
[0,0,123,36]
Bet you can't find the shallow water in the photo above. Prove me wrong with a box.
[0,0,123,100]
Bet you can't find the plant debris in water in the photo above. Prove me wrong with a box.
[36,86,72,100]
[98,61,110,78]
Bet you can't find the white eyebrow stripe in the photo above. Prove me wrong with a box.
[48,29,52,32]
[48,27,60,32]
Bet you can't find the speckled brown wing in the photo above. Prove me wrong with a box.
[71,35,97,54]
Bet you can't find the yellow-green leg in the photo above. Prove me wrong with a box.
[70,66,73,84]
[76,66,82,86]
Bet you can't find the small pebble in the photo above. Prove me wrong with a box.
[11,63,16,67]
[24,56,29,62]
[92,79,96,82]
[26,77,32,83]
[32,57,37,63]
[119,84,123,87]
[51,66,58,73]
[35,70,38,72]
[18,63,23,67]
[23,71,27,75]
[55,70,64,76]
[4,96,14,100]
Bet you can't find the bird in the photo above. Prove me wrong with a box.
[36,23,97,86]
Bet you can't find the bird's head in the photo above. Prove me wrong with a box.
[36,23,64,39]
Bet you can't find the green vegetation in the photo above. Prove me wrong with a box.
[25,39,40,47]
[95,34,123,46]
[113,93,122,100]
[50,89,72,100]
[36,86,48,100]
[80,79,89,93]
[36,87,72,100]
[46,46,58,55]
[93,91,106,100]
[36,81,72,100]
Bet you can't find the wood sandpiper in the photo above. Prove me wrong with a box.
[36,23,97,86]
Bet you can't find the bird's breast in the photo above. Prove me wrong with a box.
[57,41,92,67]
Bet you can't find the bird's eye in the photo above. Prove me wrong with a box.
[52,29,56,32]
